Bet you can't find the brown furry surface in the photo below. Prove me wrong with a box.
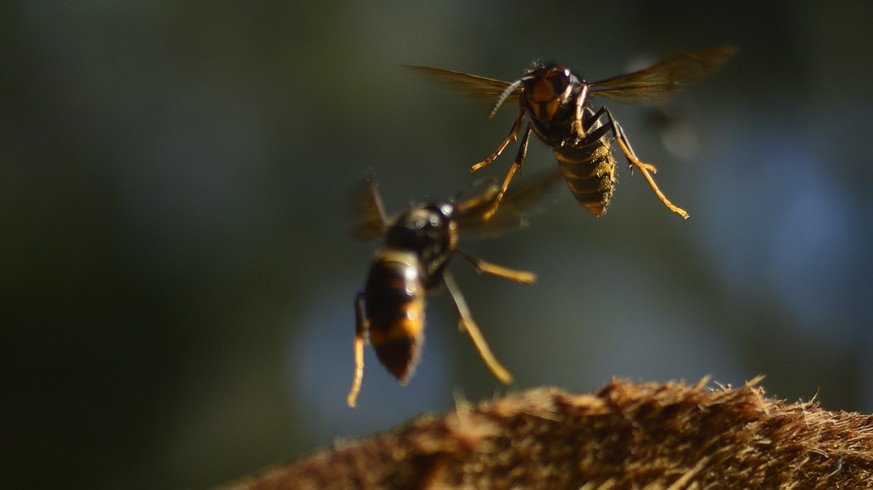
[220,378,873,489]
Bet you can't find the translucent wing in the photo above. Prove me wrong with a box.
[590,45,738,103]
[406,65,520,106]
[348,174,388,240]
[455,169,564,237]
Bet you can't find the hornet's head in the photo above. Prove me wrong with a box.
[520,62,580,121]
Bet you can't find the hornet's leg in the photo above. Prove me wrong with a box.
[483,123,534,221]
[456,250,536,284]
[442,272,513,384]
[454,181,499,215]
[602,107,690,220]
[346,293,367,408]
[573,84,591,139]
[471,108,526,174]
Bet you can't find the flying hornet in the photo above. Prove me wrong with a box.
[347,171,560,407]
[409,45,737,219]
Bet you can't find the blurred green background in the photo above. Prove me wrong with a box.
[4,1,873,488]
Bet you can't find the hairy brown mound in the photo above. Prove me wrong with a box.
[221,378,873,489]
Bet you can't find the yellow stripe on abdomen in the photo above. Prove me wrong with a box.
[555,140,616,217]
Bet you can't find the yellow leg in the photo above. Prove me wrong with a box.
[457,250,536,284]
[347,294,367,408]
[615,136,690,220]
[605,107,690,220]
[573,84,590,139]
[471,108,525,174]
[455,181,499,215]
[443,273,514,384]
[483,124,533,221]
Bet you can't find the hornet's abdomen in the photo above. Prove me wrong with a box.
[555,112,616,217]
[364,250,425,383]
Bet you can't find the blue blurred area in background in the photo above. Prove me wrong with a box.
[3,1,873,488]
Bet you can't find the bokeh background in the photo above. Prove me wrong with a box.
[4,1,873,488]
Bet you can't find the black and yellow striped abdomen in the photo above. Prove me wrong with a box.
[554,127,617,217]
[364,250,426,383]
